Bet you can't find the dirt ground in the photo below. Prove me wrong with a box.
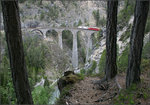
[64,72,150,105]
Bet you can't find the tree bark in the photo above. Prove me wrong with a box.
[1,1,33,104]
[126,0,149,88]
[105,0,118,80]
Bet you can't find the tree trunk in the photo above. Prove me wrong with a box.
[105,0,118,80]
[1,1,33,104]
[126,0,149,88]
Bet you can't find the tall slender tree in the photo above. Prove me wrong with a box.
[1,0,33,104]
[105,0,118,80]
[126,0,149,88]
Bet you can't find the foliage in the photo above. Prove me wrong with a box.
[0,56,17,104]
[87,60,97,75]
[61,23,66,27]
[40,11,44,20]
[80,69,86,75]
[79,48,86,63]
[0,32,17,104]
[24,36,46,69]
[46,30,58,38]
[46,4,59,20]
[141,59,150,72]
[78,19,82,26]
[56,85,72,104]
[142,41,150,59]
[118,0,135,29]
[32,86,54,104]
[119,25,131,42]
[98,49,106,73]
[113,84,150,105]
[99,16,106,27]
[62,30,73,49]
[23,35,47,88]
[93,10,100,26]
[145,15,150,34]
[117,46,129,73]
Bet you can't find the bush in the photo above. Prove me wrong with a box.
[24,36,46,69]
[77,19,82,26]
[40,12,45,20]
[141,59,150,72]
[142,41,150,59]
[87,60,97,75]
[47,4,59,20]
[23,35,47,85]
[119,25,131,42]
[117,46,129,72]
[32,86,54,104]
[0,56,17,104]
[93,10,100,26]
[113,84,150,105]
[98,49,106,73]
[118,0,135,29]
[62,30,73,49]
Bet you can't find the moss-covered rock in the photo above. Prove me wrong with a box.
[57,71,81,93]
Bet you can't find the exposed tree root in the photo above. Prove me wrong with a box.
[93,75,122,103]
[95,92,117,102]
[92,77,106,85]
[115,76,122,91]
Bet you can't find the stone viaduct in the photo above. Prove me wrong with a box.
[24,27,99,69]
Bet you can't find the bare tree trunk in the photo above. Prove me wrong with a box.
[105,0,118,80]
[126,0,149,88]
[1,1,33,104]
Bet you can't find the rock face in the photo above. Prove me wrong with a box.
[57,71,79,93]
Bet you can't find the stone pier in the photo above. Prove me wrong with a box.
[72,30,78,69]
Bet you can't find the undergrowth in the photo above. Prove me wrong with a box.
[113,84,150,105]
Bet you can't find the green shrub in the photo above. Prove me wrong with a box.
[142,41,150,59]
[92,10,100,26]
[80,69,86,75]
[32,86,54,104]
[113,84,150,105]
[141,59,150,72]
[98,49,106,73]
[46,4,59,20]
[40,12,45,20]
[62,30,73,49]
[117,46,129,73]
[0,34,17,104]
[87,60,97,75]
[118,0,135,29]
[77,19,82,26]
[56,85,72,104]
[0,57,16,104]
[23,35,47,86]
[99,16,106,27]
[119,25,131,42]
[24,36,46,70]
[79,48,86,63]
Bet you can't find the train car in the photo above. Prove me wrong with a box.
[78,26,88,30]
[88,27,100,31]
[78,26,100,31]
